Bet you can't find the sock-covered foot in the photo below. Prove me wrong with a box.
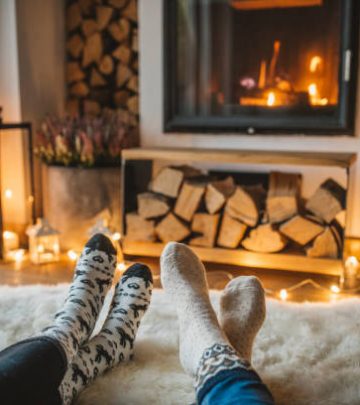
[160,242,231,377]
[41,233,117,363]
[59,263,153,405]
[219,276,266,362]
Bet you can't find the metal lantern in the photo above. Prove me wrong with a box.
[27,218,60,264]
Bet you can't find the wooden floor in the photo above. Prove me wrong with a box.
[0,254,355,302]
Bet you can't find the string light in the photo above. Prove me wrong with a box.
[112,232,121,242]
[279,289,288,301]
[67,250,79,262]
[330,285,340,294]
[117,262,127,272]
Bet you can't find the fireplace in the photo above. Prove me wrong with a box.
[164,0,359,134]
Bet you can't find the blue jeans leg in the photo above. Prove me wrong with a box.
[198,367,274,405]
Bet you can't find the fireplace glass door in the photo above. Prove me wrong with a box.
[164,0,358,134]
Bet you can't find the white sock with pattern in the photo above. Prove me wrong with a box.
[41,234,117,364]
[59,263,153,405]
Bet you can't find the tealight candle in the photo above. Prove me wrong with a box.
[3,231,20,252]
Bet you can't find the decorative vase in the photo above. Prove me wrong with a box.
[42,165,121,251]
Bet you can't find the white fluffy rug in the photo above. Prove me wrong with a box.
[0,285,360,405]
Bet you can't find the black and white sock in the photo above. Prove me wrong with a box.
[41,233,117,364]
[59,263,153,405]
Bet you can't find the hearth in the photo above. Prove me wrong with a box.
[164,0,359,134]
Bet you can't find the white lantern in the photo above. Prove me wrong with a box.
[27,218,60,264]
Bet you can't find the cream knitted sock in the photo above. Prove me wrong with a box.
[219,276,266,363]
[160,242,230,377]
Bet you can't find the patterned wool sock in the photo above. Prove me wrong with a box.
[59,263,153,405]
[219,276,266,362]
[41,233,117,364]
[160,242,232,377]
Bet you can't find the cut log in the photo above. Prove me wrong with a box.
[123,0,137,22]
[226,185,264,226]
[306,227,339,259]
[205,176,235,214]
[132,28,138,52]
[83,33,103,67]
[66,99,79,118]
[242,224,286,253]
[125,213,155,242]
[108,19,130,43]
[217,213,247,248]
[96,6,113,30]
[108,0,127,9]
[266,171,301,223]
[66,62,85,83]
[82,19,98,37]
[113,45,131,64]
[127,76,138,92]
[335,210,346,229]
[305,179,346,223]
[67,3,82,31]
[127,95,139,114]
[137,192,170,219]
[90,68,106,86]
[174,182,206,222]
[116,64,132,87]
[114,90,130,107]
[67,35,84,58]
[99,55,114,75]
[155,213,190,243]
[70,82,89,97]
[190,213,220,247]
[83,100,101,115]
[150,166,202,198]
[279,215,324,246]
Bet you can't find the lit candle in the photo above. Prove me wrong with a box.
[3,231,19,252]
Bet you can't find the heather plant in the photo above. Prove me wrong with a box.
[35,111,133,167]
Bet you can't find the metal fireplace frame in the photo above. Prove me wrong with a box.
[163,0,360,135]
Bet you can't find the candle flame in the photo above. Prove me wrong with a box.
[4,189,13,199]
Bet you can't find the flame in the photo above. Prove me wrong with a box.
[308,83,318,97]
[309,56,322,73]
[267,92,276,107]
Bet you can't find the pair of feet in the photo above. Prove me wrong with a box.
[161,242,266,388]
[41,234,153,404]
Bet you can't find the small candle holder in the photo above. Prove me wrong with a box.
[27,218,60,264]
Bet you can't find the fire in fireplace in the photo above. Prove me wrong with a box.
[164,0,359,134]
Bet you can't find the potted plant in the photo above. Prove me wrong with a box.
[35,111,136,250]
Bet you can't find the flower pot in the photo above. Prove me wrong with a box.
[42,165,121,251]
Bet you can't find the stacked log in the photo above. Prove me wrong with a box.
[65,0,139,134]
[124,166,346,259]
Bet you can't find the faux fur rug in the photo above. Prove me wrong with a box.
[0,285,360,405]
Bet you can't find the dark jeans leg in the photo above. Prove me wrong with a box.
[0,336,67,405]
[197,368,275,405]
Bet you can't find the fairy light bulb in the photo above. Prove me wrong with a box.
[330,285,340,294]
[279,289,288,301]
[4,189,13,199]
[67,250,79,262]
[112,232,121,242]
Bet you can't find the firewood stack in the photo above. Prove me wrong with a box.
[125,166,346,259]
[65,0,138,129]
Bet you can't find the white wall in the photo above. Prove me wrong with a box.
[0,0,65,229]
[0,0,28,227]
[139,0,360,238]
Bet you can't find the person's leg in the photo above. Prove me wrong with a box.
[0,233,116,405]
[160,242,274,405]
[59,263,153,405]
